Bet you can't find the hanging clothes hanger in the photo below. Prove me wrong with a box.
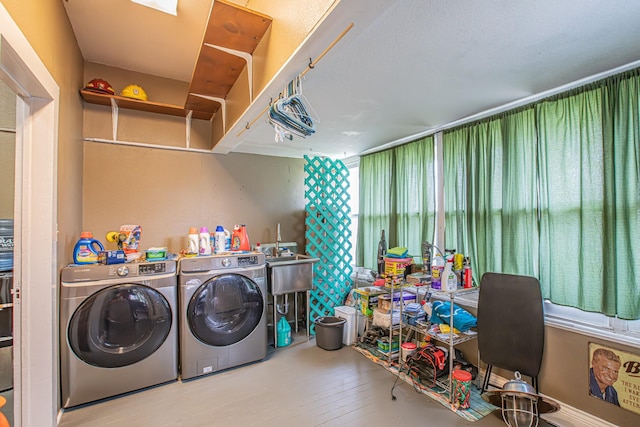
[267,76,318,141]
[266,96,295,142]
[290,76,319,123]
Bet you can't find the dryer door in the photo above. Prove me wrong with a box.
[68,283,172,368]
[188,273,264,346]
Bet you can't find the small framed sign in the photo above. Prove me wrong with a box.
[589,342,640,415]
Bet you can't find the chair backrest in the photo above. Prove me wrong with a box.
[477,272,545,377]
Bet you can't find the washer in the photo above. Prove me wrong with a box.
[60,260,178,408]
[178,253,267,380]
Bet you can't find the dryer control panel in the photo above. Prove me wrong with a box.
[237,256,259,267]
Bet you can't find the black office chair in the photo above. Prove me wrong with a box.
[477,272,544,393]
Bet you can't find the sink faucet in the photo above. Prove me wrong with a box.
[275,223,281,257]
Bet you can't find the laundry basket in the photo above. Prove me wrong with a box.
[315,316,346,351]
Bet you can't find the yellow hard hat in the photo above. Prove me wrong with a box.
[120,84,148,101]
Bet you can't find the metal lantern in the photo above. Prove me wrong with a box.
[482,371,560,427]
[500,372,539,427]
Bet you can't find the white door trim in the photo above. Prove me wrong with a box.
[0,4,59,427]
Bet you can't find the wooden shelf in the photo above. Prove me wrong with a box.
[80,90,212,121]
[185,0,272,115]
[81,1,271,124]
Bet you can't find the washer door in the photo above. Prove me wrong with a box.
[68,283,172,368]
[188,273,264,346]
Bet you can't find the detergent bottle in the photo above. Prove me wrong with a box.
[73,231,104,265]
[213,226,227,254]
[431,253,444,290]
[231,224,250,251]
[277,316,292,347]
[187,227,199,255]
[225,229,232,251]
[199,227,212,256]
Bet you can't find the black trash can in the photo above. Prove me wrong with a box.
[315,316,346,351]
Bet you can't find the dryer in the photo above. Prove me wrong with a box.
[178,253,267,380]
[60,260,178,408]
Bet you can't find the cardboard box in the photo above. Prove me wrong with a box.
[372,307,401,328]
[98,250,126,265]
[377,291,416,313]
[353,287,385,316]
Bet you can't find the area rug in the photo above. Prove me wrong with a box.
[353,345,498,422]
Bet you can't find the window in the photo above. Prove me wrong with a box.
[131,0,178,15]
[357,67,640,341]
[356,136,436,270]
[441,70,640,320]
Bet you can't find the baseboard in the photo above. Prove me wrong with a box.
[485,372,617,427]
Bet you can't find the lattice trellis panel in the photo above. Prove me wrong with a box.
[304,155,353,334]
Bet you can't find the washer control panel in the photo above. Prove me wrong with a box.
[61,260,176,282]
[139,262,166,275]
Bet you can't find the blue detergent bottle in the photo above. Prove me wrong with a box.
[73,231,104,264]
[277,316,292,347]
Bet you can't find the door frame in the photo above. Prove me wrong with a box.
[0,4,59,426]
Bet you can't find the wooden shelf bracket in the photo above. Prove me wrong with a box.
[190,93,226,133]
[204,43,254,101]
[185,110,192,148]
[110,97,119,141]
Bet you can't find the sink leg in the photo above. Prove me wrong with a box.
[306,290,310,342]
[294,292,299,333]
[273,294,278,348]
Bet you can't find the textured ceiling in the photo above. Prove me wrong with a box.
[64,0,640,159]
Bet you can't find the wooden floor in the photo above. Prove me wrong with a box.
[58,332,508,427]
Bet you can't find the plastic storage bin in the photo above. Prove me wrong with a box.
[334,306,365,346]
[315,316,346,351]
[377,336,399,352]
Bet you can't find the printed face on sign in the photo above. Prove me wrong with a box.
[593,355,620,389]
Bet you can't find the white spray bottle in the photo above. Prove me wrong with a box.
[443,260,457,291]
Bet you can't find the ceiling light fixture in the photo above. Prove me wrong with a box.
[342,131,362,137]
[131,0,178,16]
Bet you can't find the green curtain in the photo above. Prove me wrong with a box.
[443,127,470,258]
[606,72,640,319]
[537,71,640,319]
[442,107,550,288]
[357,149,394,269]
[357,135,435,270]
[501,108,539,277]
[395,137,436,260]
[537,88,606,312]
[443,70,639,319]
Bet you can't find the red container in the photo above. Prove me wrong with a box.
[463,266,473,288]
[452,369,473,409]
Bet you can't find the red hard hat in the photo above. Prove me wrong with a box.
[84,78,115,95]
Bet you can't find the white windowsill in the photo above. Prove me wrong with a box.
[417,288,640,349]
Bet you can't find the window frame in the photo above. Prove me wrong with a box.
[435,288,640,347]
[543,302,640,347]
